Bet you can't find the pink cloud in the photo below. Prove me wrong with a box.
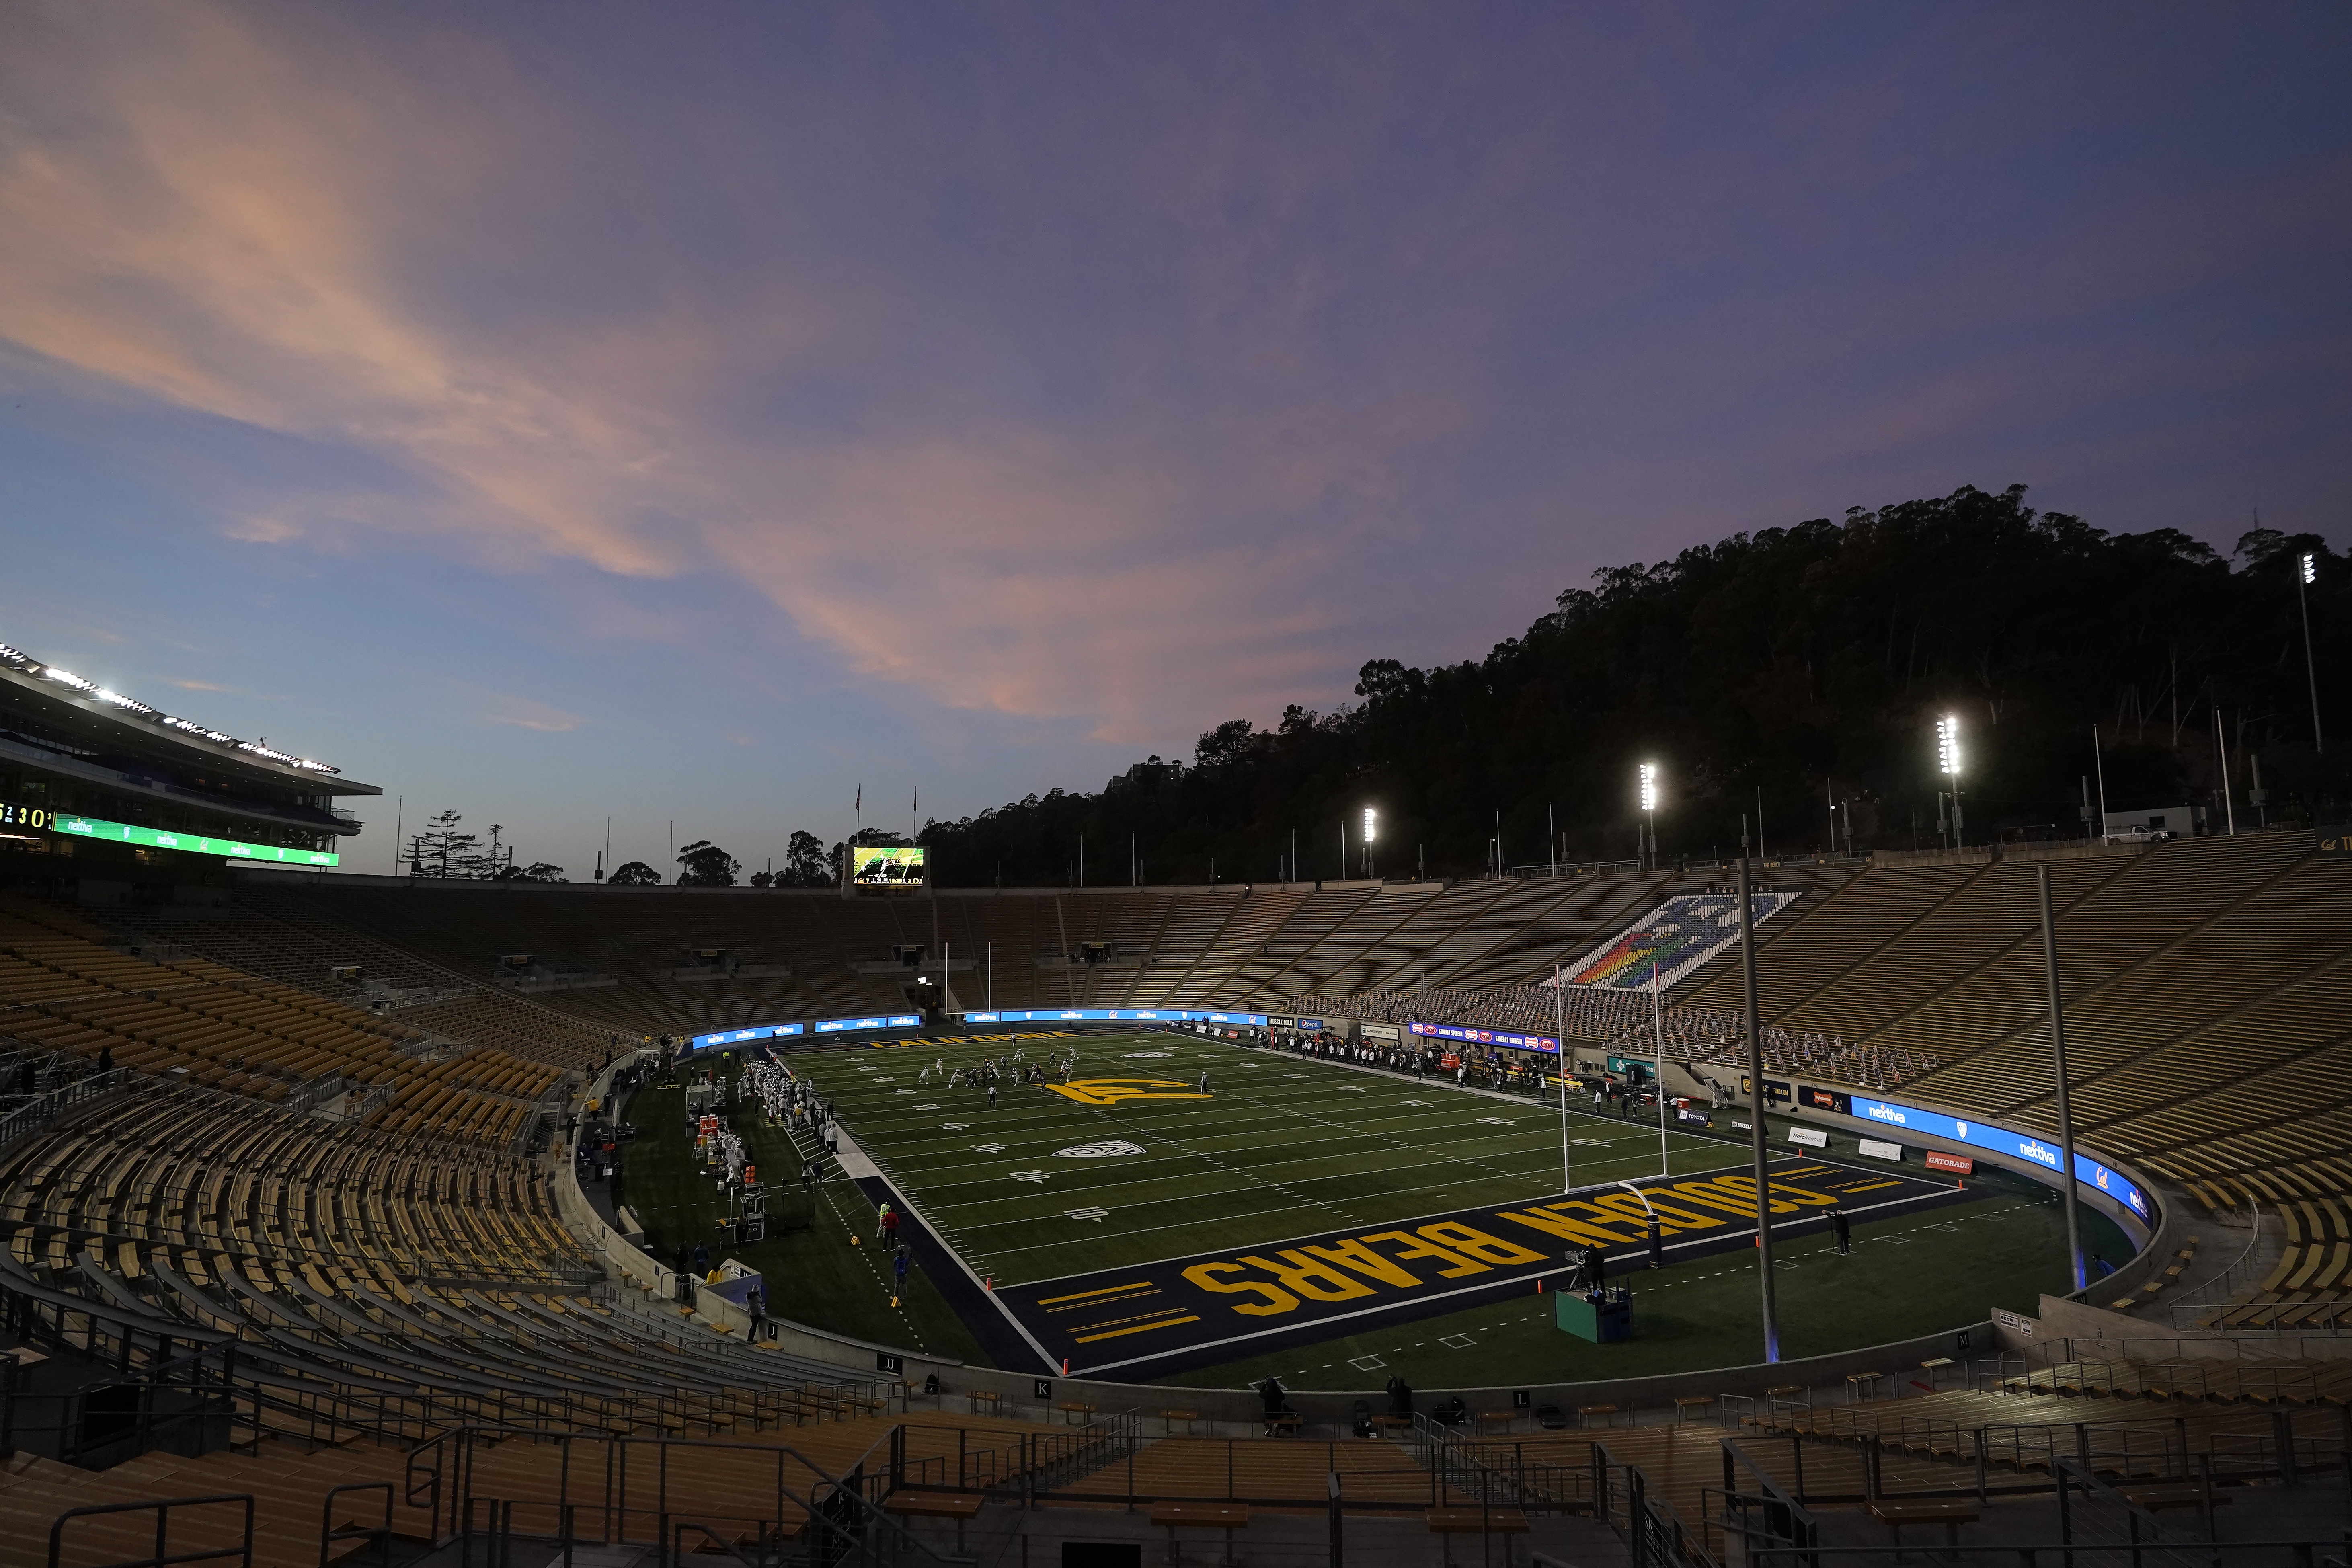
[0,4,1460,742]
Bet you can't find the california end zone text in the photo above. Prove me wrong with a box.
[999,1158,1970,1376]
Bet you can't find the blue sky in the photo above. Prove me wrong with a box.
[2,3,2347,878]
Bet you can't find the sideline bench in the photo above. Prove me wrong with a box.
[1149,1502,1249,1566]
[1427,1507,1529,1568]
[1866,1500,1976,1560]
[886,1492,984,1554]
[2120,1486,2230,1517]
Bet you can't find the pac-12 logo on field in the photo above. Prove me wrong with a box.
[1055,1140,1147,1159]
[1043,1078,1211,1106]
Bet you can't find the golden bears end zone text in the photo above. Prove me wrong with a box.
[998,1157,1964,1375]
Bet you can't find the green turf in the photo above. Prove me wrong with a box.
[663,1031,2130,1388]
[788,1031,1754,1287]
[1162,1176,2130,1390]
[614,1063,991,1365]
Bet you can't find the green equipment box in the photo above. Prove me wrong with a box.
[1555,1288,1632,1343]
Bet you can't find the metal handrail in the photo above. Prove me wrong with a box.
[1589,1439,1714,1568]
[0,1063,140,1150]
[2164,1203,2267,1314]
[2050,1456,2217,1568]
[47,1494,256,1568]
[319,1481,396,1568]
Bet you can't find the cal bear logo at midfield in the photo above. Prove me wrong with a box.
[1044,1078,1211,1106]
[1055,1140,1147,1159]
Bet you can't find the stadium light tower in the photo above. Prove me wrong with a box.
[2299,553,2324,755]
[1937,715,1964,848]
[1638,762,1660,870]
[1362,807,1377,880]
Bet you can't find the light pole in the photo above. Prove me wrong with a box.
[2299,553,2324,755]
[2212,710,2236,835]
[2092,725,2110,841]
[1651,959,1671,1177]
[1639,763,1660,871]
[1937,715,1964,848]
[2037,864,2085,1291]
[1362,807,1377,881]
[1554,963,1573,1197]
[1738,815,1779,1363]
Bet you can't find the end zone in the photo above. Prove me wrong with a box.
[998,1156,1974,1377]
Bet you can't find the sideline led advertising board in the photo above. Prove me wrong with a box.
[1847,1094,2150,1221]
[850,846,926,887]
[693,1022,808,1048]
[1410,1020,1561,1053]
[963,1008,1270,1026]
[690,1006,1270,1049]
[53,813,338,866]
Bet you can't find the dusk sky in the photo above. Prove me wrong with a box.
[3,3,2347,879]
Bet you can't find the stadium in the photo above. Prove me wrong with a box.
[2,622,2348,1568]
[6,6,2352,1561]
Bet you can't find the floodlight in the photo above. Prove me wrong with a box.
[1937,715,1962,776]
[1638,762,1659,813]
[1362,807,1377,844]
[2303,553,2318,585]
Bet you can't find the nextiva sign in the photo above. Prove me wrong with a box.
[1847,1096,2150,1221]
[1409,1021,1561,1054]
[962,1008,1270,1026]
[815,1014,924,1034]
[690,1022,808,1049]
[689,1015,928,1049]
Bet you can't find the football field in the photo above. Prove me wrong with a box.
[781,1028,1997,1378]
[787,1028,1747,1287]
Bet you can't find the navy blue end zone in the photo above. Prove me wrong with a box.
[996,1157,1975,1379]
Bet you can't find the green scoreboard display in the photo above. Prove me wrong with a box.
[52,812,338,867]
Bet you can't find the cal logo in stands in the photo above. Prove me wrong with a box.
[1043,1078,1211,1106]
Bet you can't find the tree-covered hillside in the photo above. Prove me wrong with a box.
[920,486,2344,886]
